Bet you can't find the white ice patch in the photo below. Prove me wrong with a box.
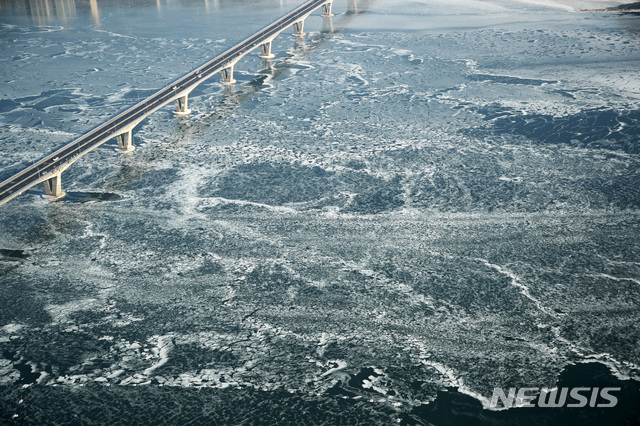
[386,0,508,12]
[46,298,100,324]
[476,258,558,318]
[80,221,110,253]
[580,356,640,382]
[197,197,300,213]
[144,335,175,375]
[0,358,20,385]
[420,358,500,410]
[510,0,627,12]
[548,326,640,381]
[595,273,640,287]
[421,357,536,411]
[339,260,438,310]
[93,29,137,39]
[510,0,575,11]
[596,254,640,268]
[1,323,24,334]
[498,175,523,183]
[5,126,76,138]
[320,360,348,377]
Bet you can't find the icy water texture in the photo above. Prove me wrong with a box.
[1,0,640,424]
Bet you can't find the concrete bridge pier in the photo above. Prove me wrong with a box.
[348,0,358,14]
[221,66,236,85]
[322,1,334,17]
[260,41,276,59]
[174,94,192,116]
[116,130,135,153]
[293,20,306,37]
[43,173,65,200]
[322,14,334,33]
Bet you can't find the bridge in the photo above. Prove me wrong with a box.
[0,0,338,206]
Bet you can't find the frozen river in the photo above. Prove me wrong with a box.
[1,0,639,423]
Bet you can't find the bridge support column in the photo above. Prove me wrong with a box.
[322,15,334,33]
[348,0,358,14]
[293,20,305,37]
[221,66,236,85]
[116,130,135,153]
[174,94,191,116]
[322,1,334,17]
[260,41,275,59]
[43,173,65,200]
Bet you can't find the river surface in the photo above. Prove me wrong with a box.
[1,0,639,424]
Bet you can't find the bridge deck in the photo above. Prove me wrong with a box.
[0,0,332,206]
